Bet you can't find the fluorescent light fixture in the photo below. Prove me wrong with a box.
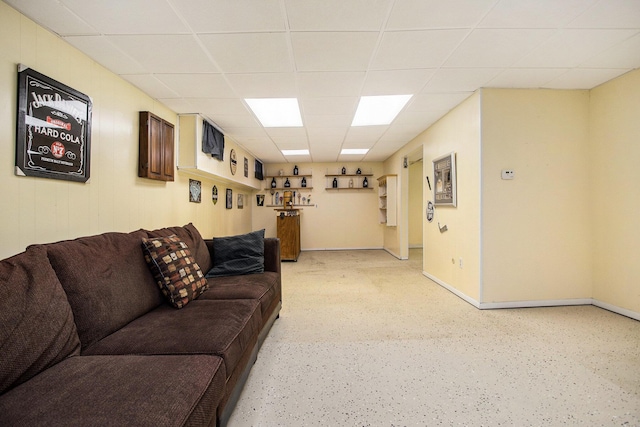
[351,94,413,126]
[282,149,309,156]
[245,98,303,127]
[341,149,369,155]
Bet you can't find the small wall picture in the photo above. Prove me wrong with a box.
[433,152,456,207]
[189,179,201,203]
[226,188,232,209]
[244,157,249,178]
[256,194,265,206]
[212,185,218,205]
[238,194,244,209]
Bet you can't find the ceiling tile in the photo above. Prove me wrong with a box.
[201,113,260,131]
[155,74,236,98]
[406,93,473,112]
[291,32,379,72]
[581,32,640,69]
[568,0,640,29]
[487,68,569,88]
[444,29,555,68]
[157,98,196,114]
[199,33,293,73]
[387,0,497,29]
[226,73,298,98]
[300,97,358,116]
[516,29,638,68]
[172,0,286,32]
[108,35,217,73]
[361,69,436,95]
[478,0,598,29]
[307,127,348,143]
[543,68,628,89]
[422,68,502,92]
[64,36,146,74]
[297,72,366,97]
[265,127,308,138]
[121,74,178,99]
[371,30,469,69]
[304,115,354,128]
[4,0,97,35]
[60,0,189,34]
[344,126,388,146]
[187,98,248,116]
[285,0,392,31]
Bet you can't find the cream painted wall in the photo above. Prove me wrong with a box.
[589,69,640,314]
[0,4,251,259]
[421,93,482,302]
[251,162,384,250]
[481,89,592,303]
[408,161,423,248]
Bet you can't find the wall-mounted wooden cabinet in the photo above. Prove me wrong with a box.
[138,111,174,181]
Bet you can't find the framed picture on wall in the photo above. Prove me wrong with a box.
[433,152,457,207]
[226,188,232,209]
[237,194,244,209]
[15,65,92,182]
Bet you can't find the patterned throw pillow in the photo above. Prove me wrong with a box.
[141,235,208,308]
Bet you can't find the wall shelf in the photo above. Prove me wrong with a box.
[378,175,397,226]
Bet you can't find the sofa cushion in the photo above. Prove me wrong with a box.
[83,299,262,382]
[202,271,281,321]
[146,223,211,274]
[45,230,164,349]
[0,354,226,427]
[142,235,208,309]
[206,229,265,278]
[0,245,81,395]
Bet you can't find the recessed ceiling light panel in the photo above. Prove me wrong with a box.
[245,98,303,127]
[341,149,369,155]
[281,149,309,156]
[351,94,413,126]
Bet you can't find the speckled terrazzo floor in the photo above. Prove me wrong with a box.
[228,249,640,426]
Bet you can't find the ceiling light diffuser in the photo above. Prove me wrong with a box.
[341,149,369,155]
[351,95,413,126]
[245,98,303,127]
[281,149,309,156]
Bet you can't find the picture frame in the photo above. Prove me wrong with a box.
[256,194,265,206]
[244,157,249,178]
[15,65,92,182]
[237,194,244,209]
[433,152,457,207]
[226,188,233,209]
[189,179,201,203]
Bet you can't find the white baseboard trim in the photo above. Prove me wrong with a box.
[384,247,406,260]
[423,272,640,322]
[301,247,383,252]
[593,299,640,322]
[423,271,480,308]
[478,298,592,310]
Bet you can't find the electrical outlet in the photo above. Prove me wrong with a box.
[501,169,515,180]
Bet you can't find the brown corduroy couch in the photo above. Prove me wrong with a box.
[0,223,281,427]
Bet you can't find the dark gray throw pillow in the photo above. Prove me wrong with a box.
[206,229,265,278]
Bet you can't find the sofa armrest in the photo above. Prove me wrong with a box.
[263,238,281,274]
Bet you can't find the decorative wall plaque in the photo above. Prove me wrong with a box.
[16,65,92,182]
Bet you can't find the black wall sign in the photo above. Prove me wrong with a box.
[15,65,92,182]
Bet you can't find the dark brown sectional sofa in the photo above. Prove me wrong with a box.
[0,223,281,427]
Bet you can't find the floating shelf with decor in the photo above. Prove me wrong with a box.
[325,167,373,190]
